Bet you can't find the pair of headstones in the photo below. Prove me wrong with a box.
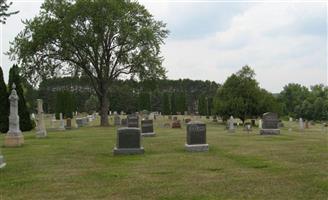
[113,121,208,155]
[226,113,280,135]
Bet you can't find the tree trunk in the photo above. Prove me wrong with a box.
[98,85,109,126]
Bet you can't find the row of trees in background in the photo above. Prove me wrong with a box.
[37,77,219,116]
[1,64,327,133]
[20,65,328,122]
[279,84,328,121]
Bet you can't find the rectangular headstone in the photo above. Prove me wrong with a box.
[185,121,208,152]
[121,118,127,127]
[127,114,139,128]
[113,127,144,155]
[141,119,155,136]
[260,112,280,135]
[187,122,206,145]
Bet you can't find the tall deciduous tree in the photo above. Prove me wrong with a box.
[8,64,33,131]
[0,66,9,133]
[0,0,19,24]
[214,66,280,122]
[9,0,168,126]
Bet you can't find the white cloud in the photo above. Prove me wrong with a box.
[157,2,327,93]
[1,1,327,93]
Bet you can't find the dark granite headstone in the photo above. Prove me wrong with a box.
[260,112,280,135]
[66,118,72,129]
[187,122,206,145]
[185,121,209,152]
[212,116,218,122]
[121,118,127,126]
[141,119,155,136]
[127,114,139,128]
[113,127,144,155]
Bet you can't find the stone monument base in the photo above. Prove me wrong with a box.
[141,132,156,137]
[113,147,144,155]
[57,127,66,131]
[0,155,6,169]
[4,135,24,147]
[36,131,47,138]
[185,144,209,152]
[260,129,280,135]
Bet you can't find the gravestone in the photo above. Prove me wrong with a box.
[258,119,262,129]
[58,113,66,131]
[5,84,24,147]
[127,114,139,128]
[322,123,327,133]
[228,116,235,133]
[172,120,181,128]
[163,123,171,128]
[36,99,47,137]
[76,118,83,128]
[289,117,293,131]
[51,114,56,129]
[0,155,6,169]
[114,114,121,126]
[121,118,127,127]
[173,116,178,121]
[66,118,72,129]
[212,116,218,122]
[244,123,252,132]
[260,112,280,135]
[113,127,144,155]
[185,121,209,152]
[184,118,191,124]
[305,120,309,129]
[299,118,304,131]
[141,119,155,137]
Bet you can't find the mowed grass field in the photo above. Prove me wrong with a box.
[0,116,327,200]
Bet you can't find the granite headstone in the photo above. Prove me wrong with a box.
[127,114,139,128]
[260,112,280,135]
[113,127,144,155]
[141,119,155,137]
[185,121,208,152]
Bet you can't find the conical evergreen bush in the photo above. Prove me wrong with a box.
[0,66,9,133]
[8,64,33,131]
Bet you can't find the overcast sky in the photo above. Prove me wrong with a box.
[1,0,327,93]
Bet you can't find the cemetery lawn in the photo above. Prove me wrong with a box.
[0,118,327,200]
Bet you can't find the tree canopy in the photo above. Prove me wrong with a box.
[214,66,281,122]
[0,0,19,24]
[9,0,169,126]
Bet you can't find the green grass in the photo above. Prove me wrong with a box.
[0,116,327,200]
